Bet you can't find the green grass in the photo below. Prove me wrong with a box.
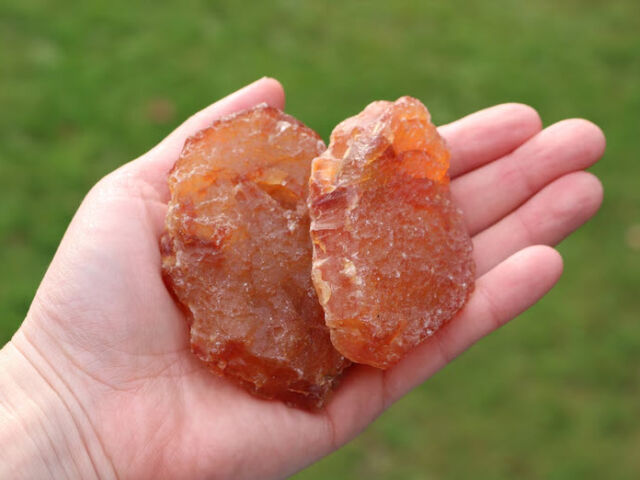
[1,0,639,478]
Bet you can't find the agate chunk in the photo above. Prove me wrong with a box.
[309,97,475,369]
[161,105,349,408]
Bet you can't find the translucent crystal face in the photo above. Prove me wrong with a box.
[161,105,349,409]
[309,97,475,369]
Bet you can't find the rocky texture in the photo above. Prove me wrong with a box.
[309,97,475,369]
[161,105,349,408]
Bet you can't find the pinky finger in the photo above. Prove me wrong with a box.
[383,245,564,406]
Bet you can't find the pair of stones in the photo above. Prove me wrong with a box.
[160,97,474,408]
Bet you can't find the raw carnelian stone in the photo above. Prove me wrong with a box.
[161,105,349,408]
[309,97,475,369]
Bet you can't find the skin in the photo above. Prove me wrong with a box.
[0,77,605,479]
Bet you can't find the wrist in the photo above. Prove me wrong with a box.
[0,337,113,479]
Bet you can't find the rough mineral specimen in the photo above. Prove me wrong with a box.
[161,105,349,408]
[309,97,475,369]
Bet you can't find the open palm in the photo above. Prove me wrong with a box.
[9,78,605,479]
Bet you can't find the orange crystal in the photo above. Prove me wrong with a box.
[161,105,349,408]
[309,97,475,369]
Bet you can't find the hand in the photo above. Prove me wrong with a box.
[0,77,605,479]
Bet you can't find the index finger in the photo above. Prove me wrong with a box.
[439,103,543,178]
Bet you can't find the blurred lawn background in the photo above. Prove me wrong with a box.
[1,0,639,478]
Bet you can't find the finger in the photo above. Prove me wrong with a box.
[473,172,603,276]
[452,118,606,236]
[133,77,286,185]
[382,245,563,407]
[438,103,542,178]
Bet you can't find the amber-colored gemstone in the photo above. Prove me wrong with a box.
[309,97,475,369]
[161,105,350,408]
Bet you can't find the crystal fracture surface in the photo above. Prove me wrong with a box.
[309,97,475,369]
[161,105,349,408]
